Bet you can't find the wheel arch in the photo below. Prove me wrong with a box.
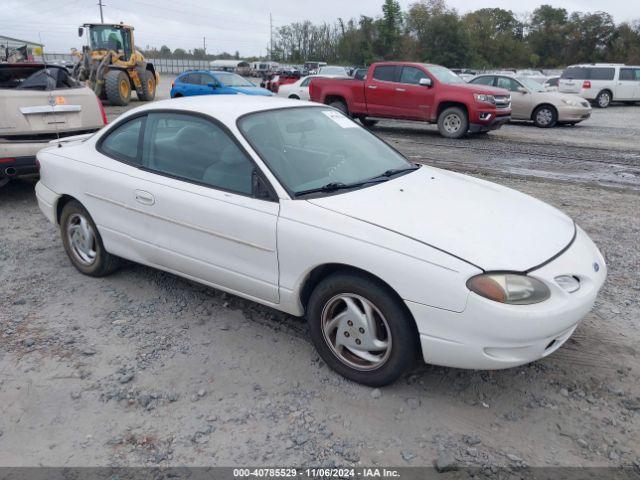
[298,262,422,357]
[436,101,468,118]
[56,194,80,225]
[299,263,416,322]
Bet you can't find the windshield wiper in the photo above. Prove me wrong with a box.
[294,165,421,198]
[294,178,390,197]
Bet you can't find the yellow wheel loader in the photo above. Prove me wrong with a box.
[72,23,159,106]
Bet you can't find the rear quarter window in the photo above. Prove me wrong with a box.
[562,67,589,80]
[591,68,615,81]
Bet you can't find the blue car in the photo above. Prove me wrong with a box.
[170,70,274,98]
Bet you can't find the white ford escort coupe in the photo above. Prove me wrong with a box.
[35,96,606,386]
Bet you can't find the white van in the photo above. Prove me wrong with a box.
[559,63,640,108]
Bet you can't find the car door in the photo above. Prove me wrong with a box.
[616,68,640,100]
[132,111,280,303]
[298,77,312,100]
[496,76,531,119]
[365,65,400,117]
[395,66,436,120]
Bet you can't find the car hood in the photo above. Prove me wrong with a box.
[233,87,274,96]
[307,167,575,272]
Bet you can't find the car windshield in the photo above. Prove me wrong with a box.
[518,77,545,92]
[238,107,414,197]
[216,73,254,87]
[425,65,465,84]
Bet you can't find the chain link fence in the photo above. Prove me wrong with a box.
[44,53,209,74]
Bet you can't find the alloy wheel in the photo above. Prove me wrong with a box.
[443,113,462,134]
[66,213,97,265]
[320,293,392,371]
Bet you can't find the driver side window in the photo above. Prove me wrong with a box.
[142,112,255,196]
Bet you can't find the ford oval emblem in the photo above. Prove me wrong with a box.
[593,262,600,272]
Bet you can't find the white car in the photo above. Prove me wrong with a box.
[35,96,607,386]
[559,63,640,108]
[277,75,344,101]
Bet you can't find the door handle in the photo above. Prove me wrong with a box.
[368,85,377,89]
[395,88,406,92]
[134,190,155,205]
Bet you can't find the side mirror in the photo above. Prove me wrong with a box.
[78,27,84,37]
[419,77,432,87]
[207,83,217,89]
[252,170,272,200]
[517,86,528,94]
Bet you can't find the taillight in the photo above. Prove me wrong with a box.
[582,80,591,89]
[0,157,16,164]
[97,96,108,125]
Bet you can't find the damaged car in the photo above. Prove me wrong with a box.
[0,63,106,185]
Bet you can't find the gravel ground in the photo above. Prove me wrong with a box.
[1,76,639,471]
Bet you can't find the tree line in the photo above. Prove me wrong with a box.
[269,0,640,69]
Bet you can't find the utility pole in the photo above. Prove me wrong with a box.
[203,36,206,55]
[269,13,273,62]
[98,0,104,23]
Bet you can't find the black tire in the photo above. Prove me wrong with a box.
[288,94,300,100]
[532,105,558,128]
[172,93,183,98]
[105,70,131,106]
[437,107,468,139]
[329,100,348,115]
[595,90,612,108]
[307,272,418,387]
[360,118,378,128]
[138,69,156,101]
[60,200,120,277]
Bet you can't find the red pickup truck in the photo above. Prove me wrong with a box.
[309,62,512,138]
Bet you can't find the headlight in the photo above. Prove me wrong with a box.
[561,98,582,107]
[474,93,496,105]
[467,273,550,305]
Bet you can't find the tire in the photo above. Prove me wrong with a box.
[60,200,120,277]
[138,69,156,101]
[532,105,558,128]
[437,107,468,139]
[595,90,612,108]
[105,70,131,106]
[360,118,378,128]
[307,272,418,387]
[288,94,300,100]
[329,100,348,115]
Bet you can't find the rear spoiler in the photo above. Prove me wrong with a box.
[48,132,94,145]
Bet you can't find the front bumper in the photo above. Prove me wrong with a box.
[469,114,511,133]
[407,226,607,369]
[557,105,592,122]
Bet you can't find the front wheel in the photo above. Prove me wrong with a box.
[533,105,558,128]
[307,272,418,386]
[437,107,468,139]
[105,70,131,106]
[60,200,120,277]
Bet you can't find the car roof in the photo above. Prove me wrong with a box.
[119,95,317,125]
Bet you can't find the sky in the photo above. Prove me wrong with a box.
[1,0,637,57]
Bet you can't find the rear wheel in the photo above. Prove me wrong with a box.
[437,107,468,139]
[595,90,612,108]
[307,272,418,386]
[533,105,558,128]
[60,200,120,277]
[138,70,156,101]
[329,100,348,115]
[288,94,300,100]
[105,70,131,106]
[360,118,378,128]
